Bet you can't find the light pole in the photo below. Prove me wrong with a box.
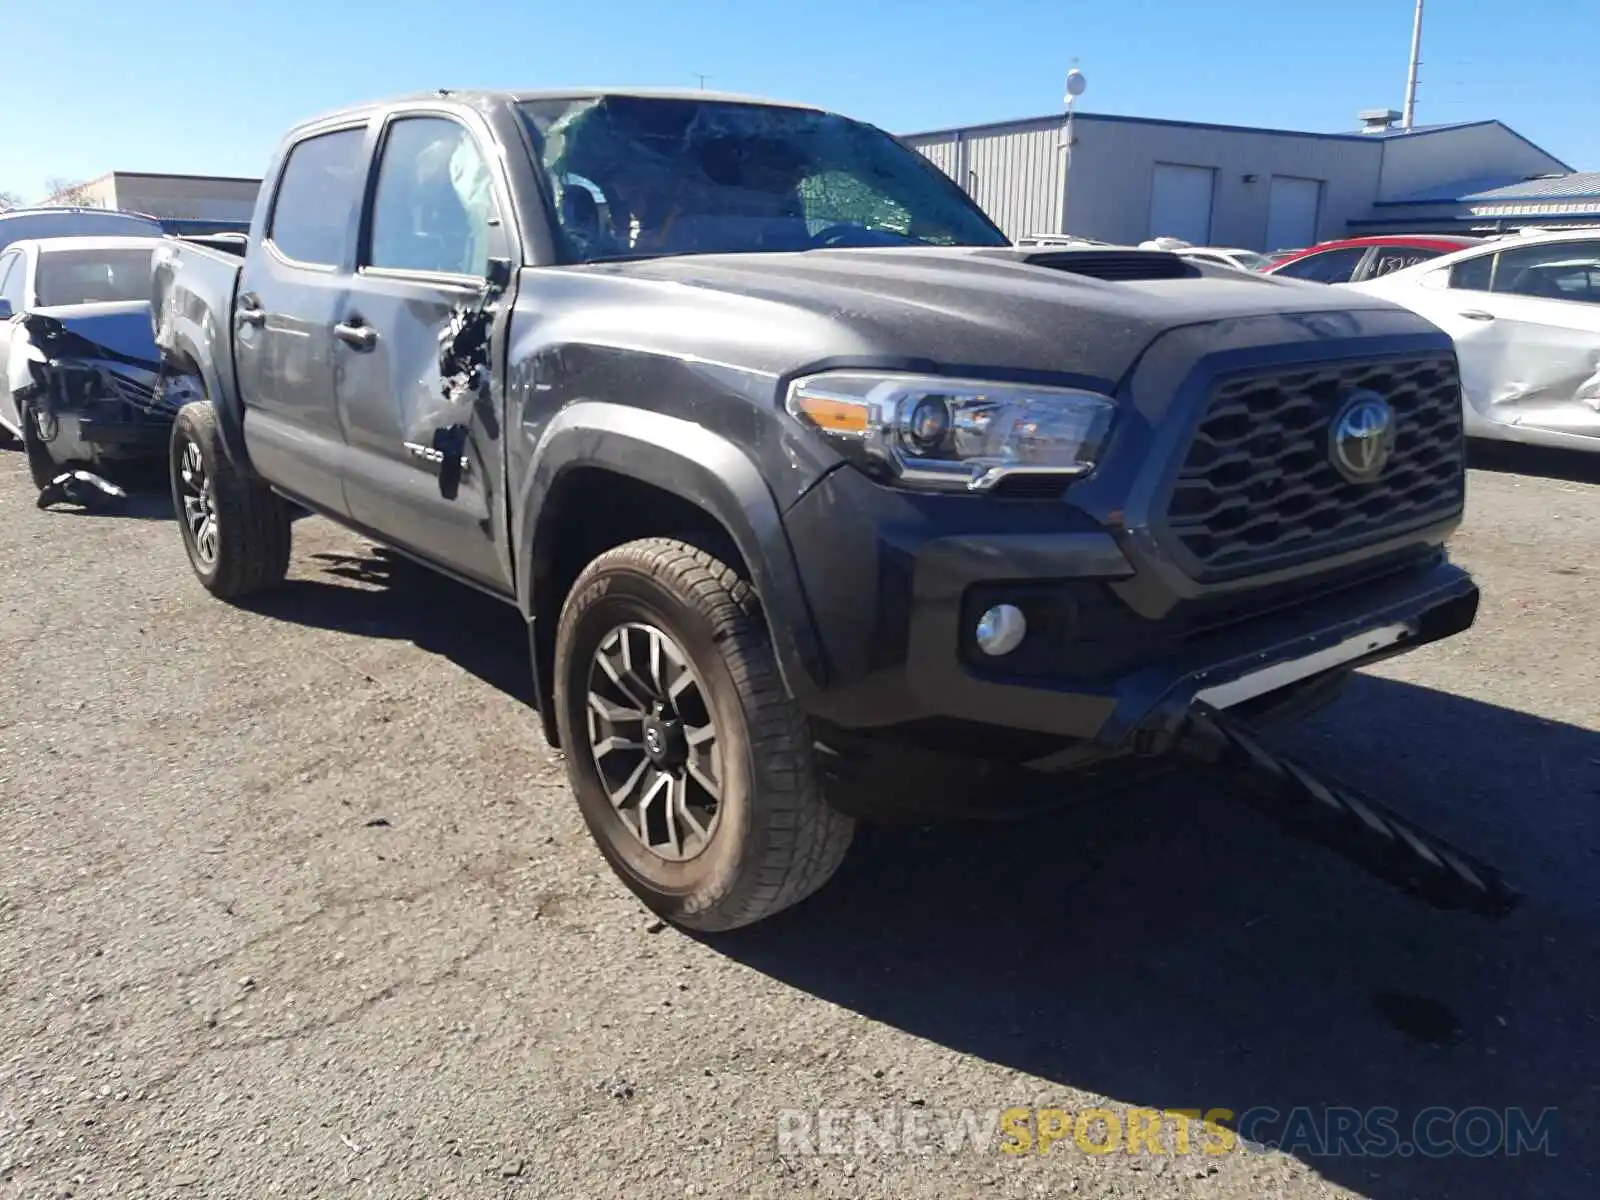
[1402,0,1424,130]
[1058,67,1087,235]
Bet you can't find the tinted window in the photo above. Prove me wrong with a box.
[0,253,22,307]
[1365,246,1443,278]
[35,247,156,306]
[1273,246,1367,283]
[519,96,1007,261]
[268,127,366,266]
[1448,253,1494,292]
[369,117,502,276]
[1491,240,1600,304]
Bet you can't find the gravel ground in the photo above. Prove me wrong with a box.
[0,444,1596,1200]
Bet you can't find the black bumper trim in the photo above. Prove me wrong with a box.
[74,417,172,449]
[842,555,1480,746]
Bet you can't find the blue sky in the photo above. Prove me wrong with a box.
[5,0,1590,201]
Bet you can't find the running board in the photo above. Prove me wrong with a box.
[1175,705,1521,919]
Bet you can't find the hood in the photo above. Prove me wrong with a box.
[23,301,160,369]
[593,244,1408,387]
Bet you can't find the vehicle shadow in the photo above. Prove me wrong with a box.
[1469,439,1600,486]
[237,545,535,703]
[230,546,1596,1196]
[712,676,1600,1200]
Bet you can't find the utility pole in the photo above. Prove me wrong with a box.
[694,73,711,91]
[1402,0,1424,130]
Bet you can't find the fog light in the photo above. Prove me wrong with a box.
[975,604,1027,656]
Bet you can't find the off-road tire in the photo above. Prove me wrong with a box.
[554,537,854,931]
[170,401,291,598]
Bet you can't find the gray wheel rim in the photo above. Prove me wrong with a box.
[585,621,722,862]
[177,439,217,566]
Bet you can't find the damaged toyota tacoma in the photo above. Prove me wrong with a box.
[152,89,1507,931]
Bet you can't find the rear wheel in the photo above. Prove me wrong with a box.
[553,537,854,930]
[170,401,292,598]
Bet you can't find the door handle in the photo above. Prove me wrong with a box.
[1459,309,1496,321]
[237,295,266,326]
[333,321,378,350]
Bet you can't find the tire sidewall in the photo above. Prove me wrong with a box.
[555,564,757,922]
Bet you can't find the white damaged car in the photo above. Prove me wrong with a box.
[1344,230,1600,452]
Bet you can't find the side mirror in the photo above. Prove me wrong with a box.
[0,298,12,320]
[485,257,512,294]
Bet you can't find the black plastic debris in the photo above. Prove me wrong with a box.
[36,470,129,513]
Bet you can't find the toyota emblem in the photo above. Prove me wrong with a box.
[1330,391,1397,483]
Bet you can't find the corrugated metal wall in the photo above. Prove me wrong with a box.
[915,136,960,181]
[909,116,1386,249]
[965,123,1063,239]
[1376,124,1570,200]
[906,113,1565,248]
[906,117,1065,240]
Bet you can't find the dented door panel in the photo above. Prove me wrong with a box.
[1454,294,1600,446]
[337,271,512,591]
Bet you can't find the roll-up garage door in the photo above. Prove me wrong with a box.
[1149,164,1216,244]
[1266,176,1322,252]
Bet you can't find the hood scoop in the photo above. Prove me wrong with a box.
[1022,249,1199,281]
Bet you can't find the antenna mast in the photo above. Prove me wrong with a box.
[1402,0,1424,130]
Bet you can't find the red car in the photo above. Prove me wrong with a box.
[1267,235,1483,284]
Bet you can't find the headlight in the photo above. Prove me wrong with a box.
[786,371,1115,492]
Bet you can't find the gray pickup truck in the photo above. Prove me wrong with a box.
[151,88,1507,930]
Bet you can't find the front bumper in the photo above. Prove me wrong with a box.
[784,463,1476,754]
[34,362,172,462]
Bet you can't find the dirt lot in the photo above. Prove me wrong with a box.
[0,445,1596,1200]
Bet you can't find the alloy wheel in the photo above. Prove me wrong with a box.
[585,621,722,861]
[177,439,218,566]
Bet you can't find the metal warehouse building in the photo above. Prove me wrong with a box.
[43,171,261,224]
[903,113,1575,250]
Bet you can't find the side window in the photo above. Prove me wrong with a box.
[1366,247,1442,278]
[0,253,22,307]
[1491,240,1600,304]
[368,117,502,277]
[1275,246,1367,283]
[268,127,366,267]
[1448,253,1494,292]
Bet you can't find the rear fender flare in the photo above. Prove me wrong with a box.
[155,321,250,470]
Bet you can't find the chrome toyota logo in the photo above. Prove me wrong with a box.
[1330,391,1396,483]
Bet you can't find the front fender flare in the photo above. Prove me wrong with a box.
[517,402,827,705]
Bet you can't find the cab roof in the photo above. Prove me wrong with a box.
[297,87,821,130]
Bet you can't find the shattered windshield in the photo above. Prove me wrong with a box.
[35,247,156,307]
[518,96,1008,261]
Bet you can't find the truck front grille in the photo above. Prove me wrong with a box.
[1163,355,1464,580]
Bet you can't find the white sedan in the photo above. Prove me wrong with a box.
[1344,230,1600,452]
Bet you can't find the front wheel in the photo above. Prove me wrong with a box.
[19,403,63,491]
[170,401,292,598]
[553,538,854,930]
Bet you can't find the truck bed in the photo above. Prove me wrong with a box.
[150,237,245,444]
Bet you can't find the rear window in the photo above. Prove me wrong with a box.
[35,247,156,307]
[268,127,366,266]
